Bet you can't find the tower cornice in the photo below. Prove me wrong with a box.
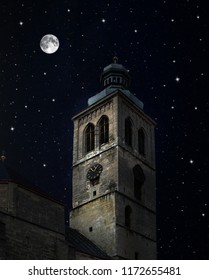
[72,89,156,126]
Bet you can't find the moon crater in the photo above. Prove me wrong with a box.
[40,34,59,54]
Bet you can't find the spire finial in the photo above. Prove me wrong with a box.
[113,55,118,64]
[1,151,6,162]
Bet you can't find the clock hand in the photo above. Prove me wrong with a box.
[90,166,96,172]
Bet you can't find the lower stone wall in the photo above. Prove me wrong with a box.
[116,224,157,259]
[70,192,116,257]
[0,211,71,260]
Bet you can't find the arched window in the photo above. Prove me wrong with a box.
[99,116,109,145]
[85,123,95,153]
[138,128,145,155]
[133,165,145,200]
[125,117,132,146]
[125,206,132,227]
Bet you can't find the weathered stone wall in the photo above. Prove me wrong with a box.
[0,182,16,215]
[72,94,119,209]
[0,184,9,210]
[115,191,156,259]
[118,95,156,168]
[118,148,156,211]
[115,95,156,259]
[72,147,118,208]
[0,181,72,260]
[15,187,65,234]
[71,95,119,257]
[71,90,157,260]
[70,192,116,256]
[0,211,70,259]
[116,225,157,259]
[72,96,118,164]
[0,182,65,233]
[115,192,156,240]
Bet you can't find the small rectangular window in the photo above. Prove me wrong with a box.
[89,227,93,232]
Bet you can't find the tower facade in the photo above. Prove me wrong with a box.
[70,61,156,259]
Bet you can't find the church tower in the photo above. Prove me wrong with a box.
[70,59,156,259]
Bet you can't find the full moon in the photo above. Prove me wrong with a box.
[40,34,59,54]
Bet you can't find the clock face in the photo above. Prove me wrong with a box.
[87,163,103,181]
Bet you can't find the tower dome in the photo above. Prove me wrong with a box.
[100,57,131,89]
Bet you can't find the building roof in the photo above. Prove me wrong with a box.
[66,227,110,259]
[88,87,144,110]
[0,161,63,205]
[0,161,33,185]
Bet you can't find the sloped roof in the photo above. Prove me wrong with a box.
[88,87,144,109]
[0,161,33,186]
[66,227,110,259]
[0,161,62,204]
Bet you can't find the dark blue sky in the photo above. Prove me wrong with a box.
[0,0,208,259]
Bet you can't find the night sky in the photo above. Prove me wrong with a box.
[0,0,208,259]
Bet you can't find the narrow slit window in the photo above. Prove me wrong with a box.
[125,117,132,147]
[138,128,145,155]
[125,206,132,227]
[133,165,145,200]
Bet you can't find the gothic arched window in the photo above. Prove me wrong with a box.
[125,206,132,227]
[138,128,145,155]
[125,117,132,147]
[85,123,95,153]
[99,116,109,145]
[133,165,145,200]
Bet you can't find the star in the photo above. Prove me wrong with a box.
[101,18,106,23]
[19,21,24,26]
[189,159,194,164]
[175,77,180,82]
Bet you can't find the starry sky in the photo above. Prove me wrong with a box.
[0,0,208,259]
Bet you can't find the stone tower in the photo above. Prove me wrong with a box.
[70,60,156,259]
